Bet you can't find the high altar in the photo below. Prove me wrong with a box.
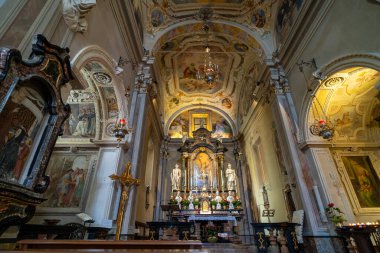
[159,125,243,241]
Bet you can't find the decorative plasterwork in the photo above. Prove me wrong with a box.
[306,67,380,144]
[145,1,276,36]
[62,0,96,33]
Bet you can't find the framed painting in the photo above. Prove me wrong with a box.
[38,152,98,213]
[335,152,380,214]
[190,112,211,137]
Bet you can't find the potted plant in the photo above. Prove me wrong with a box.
[210,200,217,209]
[193,199,200,210]
[233,199,242,209]
[168,198,177,205]
[221,199,229,209]
[181,199,190,209]
[325,202,346,226]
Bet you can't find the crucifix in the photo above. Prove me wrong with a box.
[109,162,140,240]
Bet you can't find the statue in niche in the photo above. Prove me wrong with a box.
[226,163,236,191]
[171,164,181,191]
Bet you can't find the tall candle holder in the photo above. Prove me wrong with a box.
[262,186,275,222]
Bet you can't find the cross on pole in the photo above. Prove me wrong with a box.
[109,162,140,240]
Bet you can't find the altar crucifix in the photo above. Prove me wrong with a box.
[109,162,140,240]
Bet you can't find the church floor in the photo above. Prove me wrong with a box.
[4,243,257,253]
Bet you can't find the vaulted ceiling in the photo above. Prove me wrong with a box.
[134,0,305,133]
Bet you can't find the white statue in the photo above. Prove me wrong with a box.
[171,164,181,191]
[225,163,236,191]
[175,191,182,208]
[188,192,194,210]
[215,191,222,210]
[62,0,96,33]
[227,191,234,210]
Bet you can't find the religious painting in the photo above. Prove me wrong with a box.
[61,103,96,138]
[176,47,228,94]
[276,0,304,43]
[192,151,217,190]
[251,9,266,28]
[329,107,362,138]
[168,111,190,138]
[151,9,164,27]
[344,68,380,96]
[168,109,233,138]
[211,114,233,139]
[341,156,380,208]
[190,112,211,136]
[40,153,97,210]
[0,84,46,183]
[101,87,118,119]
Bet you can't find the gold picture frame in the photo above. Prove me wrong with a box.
[334,151,380,215]
[190,112,211,137]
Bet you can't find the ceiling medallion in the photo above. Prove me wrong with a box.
[195,24,220,89]
[92,72,112,84]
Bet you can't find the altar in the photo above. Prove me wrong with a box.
[163,125,244,242]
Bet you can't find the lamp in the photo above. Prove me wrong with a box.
[309,95,335,140]
[113,117,128,147]
[196,24,220,88]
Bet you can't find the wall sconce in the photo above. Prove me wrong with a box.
[113,118,128,148]
[309,95,335,140]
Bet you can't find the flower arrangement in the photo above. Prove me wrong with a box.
[210,200,217,207]
[232,200,242,208]
[220,199,229,207]
[193,199,200,207]
[181,199,190,207]
[325,202,346,225]
[169,198,177,205]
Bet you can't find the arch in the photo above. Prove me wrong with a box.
[299,53,380,143]
[165,104,237,136]
[68,45,129,140]
[145,19,275,59]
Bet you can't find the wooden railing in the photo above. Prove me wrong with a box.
[336,224,380,253]
[251,222,300,253]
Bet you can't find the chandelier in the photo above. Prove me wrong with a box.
[196,24,220,88]
[309,95,335,140]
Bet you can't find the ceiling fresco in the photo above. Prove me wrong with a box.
[140,0,306,135]
[310,67,380,142]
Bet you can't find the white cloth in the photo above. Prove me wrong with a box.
[188,215,237,226]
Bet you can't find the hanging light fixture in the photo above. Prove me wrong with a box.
[309,95,335,140]
[196,24,220,88]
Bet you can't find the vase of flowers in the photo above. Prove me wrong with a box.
[181,199,190,210]
[325,202,345,226]
[232,200,242,209]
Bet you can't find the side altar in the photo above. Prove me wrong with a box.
[163,126,244,242]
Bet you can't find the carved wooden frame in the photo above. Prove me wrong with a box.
[0,34,72,233]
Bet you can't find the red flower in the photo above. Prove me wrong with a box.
[328,203,334,208]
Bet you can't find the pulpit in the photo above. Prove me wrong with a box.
[0,35,72,234]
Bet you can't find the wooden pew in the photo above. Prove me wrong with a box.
[17,239,203,250]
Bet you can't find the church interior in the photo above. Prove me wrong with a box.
[0,0,380,252]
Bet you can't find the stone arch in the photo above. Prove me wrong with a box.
[63,45,128,141]
[299,53,380,143]
[165,104,237,137]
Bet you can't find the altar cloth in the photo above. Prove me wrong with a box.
[188,215,237,226]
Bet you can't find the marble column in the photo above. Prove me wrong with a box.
[154,136,169,220]
[218,153,225,192]
[269,62,328,237]
[182,152,188,191]
[122,52,155,237]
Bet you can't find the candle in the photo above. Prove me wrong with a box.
[119,118,126,126]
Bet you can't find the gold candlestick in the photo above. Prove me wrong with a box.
[109,162,140,240]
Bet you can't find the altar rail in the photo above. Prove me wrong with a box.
[336,224,380,253]
[251,222,300,253]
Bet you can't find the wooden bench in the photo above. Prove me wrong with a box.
[17,239,203,250]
